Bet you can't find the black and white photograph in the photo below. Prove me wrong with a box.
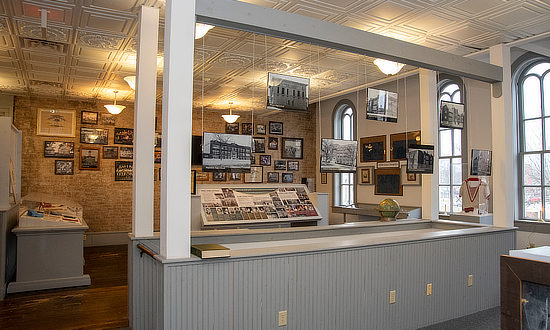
[282,172,294,183]
[114,127,134,145]
[268,137,278,150]
[320,138,357,173]
[269,121,283,135]
[155,132,162,148]
[253,137,266,153]
[101,113,115,125]
[470,149,492,176]
[260,154,271,166]
[115,161,133,181]
[267,72,309,112]
[120,147,133,159]
[81,111,98,125]
[202,132,252,172]
[407,144,435,174]
[244,166,263,183]
[281,137,303,159]
[366,88,398,123]
[213,171,227,181]
[80,127,108,145]
[241,123,253,135]
[55,160,74,175]
[440,100,465,129]
[229,173,242,181]
[102,146,118,159]
[256,124,266,135]
[267,172,279,183]
[274,160,286,170]
[287,161,299,171]
[80,147,100,170]
[225,122,239,134]
[44,141,74,158]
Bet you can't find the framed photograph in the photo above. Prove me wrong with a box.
[407,144,435,174]
[102,146,118,159]
[55,160,74,175]
[114,128,134,145]
[80,127,108,145]
[229,173,242,181]
[154,150,161,163]
[155,132,162,148]
[281,137,303,159]
[158,167,161,181]
[244,166,263,183]
[320,138,357,173]
[440,101,465,129]
[253,137,266,153]
[202,132,252,172]
[267,72,309,112]
[256,124,266,135]
[196,170,210,181]
[358,166,374,185]
[374,168,402,196]
[37,109,76,137]
[120,147,133,159]
[101,113,115,125]
[366,88,398,123]
[282,172,294,183]
[44,141,74,158]
[115,161,133,181]
[80,147,100,170]
[470,149,492,176]
[267,172,279,183]
[390,131,421,161]
[225,122,239,134]
[268,137,279,150]
[259,154,271,166]
[192,135,203,166]
[250,154,256,165]
[213,171,227,181]
[321,172,328,184]
[401,165,420,185]
[287,161,299,171]
[191,170,197,195]
[360,135,386,162]
[241,123,253,135]
[269,121,284,135]
[81,111,98,125]
[377,161,400,169]
[274,160,286,170]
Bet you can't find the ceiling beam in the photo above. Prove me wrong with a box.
[515,44,550,58]
[195,0,502,83]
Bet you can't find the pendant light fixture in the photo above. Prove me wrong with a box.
[104,91,126,115]
[221,102,239,124]
[195,23,214,40]
[373,59,405,75]
[124,76,136,90]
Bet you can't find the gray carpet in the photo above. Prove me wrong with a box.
[418,307,500,330]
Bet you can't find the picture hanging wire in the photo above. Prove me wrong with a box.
[251,33,255,128]
[317,44,321,141]
[465,76,471,171]
[201,27,205,151]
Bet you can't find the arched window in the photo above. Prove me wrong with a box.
[438,79,465,213]
[333,101,356,206]
[517,61,550,220]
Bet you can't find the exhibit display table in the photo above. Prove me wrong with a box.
[332,203,421,222]
[439,212,493,225]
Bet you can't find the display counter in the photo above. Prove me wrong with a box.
[332,203,421,222]
[439,212,493,225]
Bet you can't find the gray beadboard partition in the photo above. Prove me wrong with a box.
[130,226,515,330]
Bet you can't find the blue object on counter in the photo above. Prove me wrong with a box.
[27,209,44,217]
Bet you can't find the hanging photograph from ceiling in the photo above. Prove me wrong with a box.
[440,101,465,129]
[202,132,252,173]
[267,73,309,112]
[320,138,357,173]
[407,144,435,174]
[366,88,398,123]
[470,149,492,176]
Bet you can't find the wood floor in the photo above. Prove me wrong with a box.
[0,245,129,330]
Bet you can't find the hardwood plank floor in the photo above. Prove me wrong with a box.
[0,245,129,330]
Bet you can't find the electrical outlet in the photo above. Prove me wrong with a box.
[389,290,396,304]
[427,283,432,296]
[468,275,473,287]
[278,310,287,326]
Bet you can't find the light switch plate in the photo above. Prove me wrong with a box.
[389,290,396,304]
[278,310,287,326]
[427,283,432,296]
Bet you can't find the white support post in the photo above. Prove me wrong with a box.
[132,6,159,237]
[490,44,515,227]
[160,0,195,259]
[419,69,439,220]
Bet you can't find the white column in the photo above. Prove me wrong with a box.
[490,44,515,227]
[419,69,439,220]
[132,6,159,237]
[160,0,195,259]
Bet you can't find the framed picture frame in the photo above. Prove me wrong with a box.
[80,127,108,145]
[202,132,252,172]
[101,113,115,125]
[250,154,256,165]
[115,161,133,181]
[244,166,263,183]
[389,131,421,161]
[267,172,279,183]
[102,146,118,159]
[274,160,286,170]
[377,161,400,169]
[256,124,266,135]
[191,170,197,195]
[320,138,357,172]
[360,135,386,162]
[154,150,161,163]
[158,167,161,181]
[241,123,253,135]
[229,173,242,181]
[401,165,420,185]
[321,172,328,184]
[269,121,283,135]
[225,122,239,134]
[54,160,74,175]
[259,154,271,166]
[268,137,278,150]
[44,141,74,158]
[213,171,227,181]
[366,88,398,123]
[191,135,202,166]
[287,161,299,171]
[80,147,100,170]
[281,137,303,159]
[81,111,98,125]
[358,166,374,185]
[407,144,435,174]
[196,170,210,181]
[266,72,309,112]
[120,147,133,159]
[155,132,162,148]
[37,109,76,137]
[114,128,134,145]
[253,137,266,153]
[440,100,465,129]
[282,172,294,183]
[374,168,402,196]
[470,149,492,176]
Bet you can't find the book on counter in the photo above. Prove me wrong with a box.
[191,244,231,259]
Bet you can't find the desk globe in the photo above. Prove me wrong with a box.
[377,198,401,221]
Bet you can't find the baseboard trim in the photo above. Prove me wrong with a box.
[84,231,130,247]
[7,275,91,294]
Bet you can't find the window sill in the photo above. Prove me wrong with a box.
[515,219,550,234]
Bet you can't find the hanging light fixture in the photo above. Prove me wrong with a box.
[124,76,136,90]
[221,102,239,123]
[373,59,405,75]
[195,23,214,40]
[104,91,126,115]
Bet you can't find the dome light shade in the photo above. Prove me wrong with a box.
[195,23,214,39]
[124,76,136,90]
[222,102,239,123]
[373,59,405,75]
[104,91,126,115]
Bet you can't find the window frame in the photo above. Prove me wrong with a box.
[332,100,357,206]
